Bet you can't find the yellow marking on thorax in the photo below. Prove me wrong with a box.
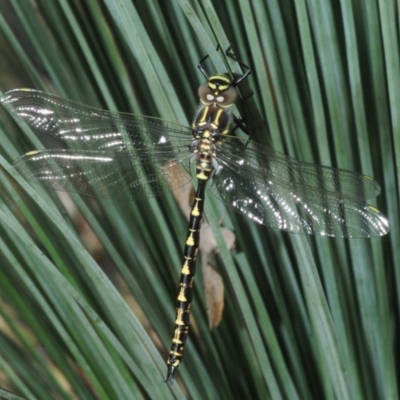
[196,106,210,127]
[214,108,224,124]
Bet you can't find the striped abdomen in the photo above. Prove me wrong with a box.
[165,136,216,383]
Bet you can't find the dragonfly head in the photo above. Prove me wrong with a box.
[198,74,238,108]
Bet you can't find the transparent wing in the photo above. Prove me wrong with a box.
[3,89,388,235]
[1,88,193,151]
[211,137,388,237]
[218,136,380,204]
[2,89,195,200]
[211,166,388,237]
[13,149,193,201]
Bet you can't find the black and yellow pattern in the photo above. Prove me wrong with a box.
[165,179,206,381]
[166,77,235,382]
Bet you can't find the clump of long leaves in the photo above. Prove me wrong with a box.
[0,1,398,399]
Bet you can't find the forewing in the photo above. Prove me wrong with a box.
[212,137,388,237]
[1,89,192,151]
[3,88,195,200]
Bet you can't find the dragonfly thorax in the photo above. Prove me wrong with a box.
[198,74,238,108]
[193,104,234,138]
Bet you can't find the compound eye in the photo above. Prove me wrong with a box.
[198,82,214,105]
[217,86,238,107]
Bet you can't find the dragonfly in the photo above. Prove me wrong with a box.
[1,57,389,384]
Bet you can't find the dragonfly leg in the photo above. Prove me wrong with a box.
[224,45,252,86]
[198,53,211,79]
[198,44,252,87]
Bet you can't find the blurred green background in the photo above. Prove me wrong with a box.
[0,1,398,399]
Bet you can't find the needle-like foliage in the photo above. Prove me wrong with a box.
[0,1,397,399]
